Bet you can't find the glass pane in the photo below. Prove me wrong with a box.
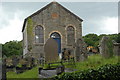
[35,26,44,43]
[50,32,61,38]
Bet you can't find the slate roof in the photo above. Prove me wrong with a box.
[22,1,83,32]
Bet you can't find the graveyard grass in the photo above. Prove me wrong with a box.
[7,54,119,78]
[7,66,39,78]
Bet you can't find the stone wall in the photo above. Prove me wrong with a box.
[23,2,82,60]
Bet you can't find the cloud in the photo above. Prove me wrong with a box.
[83,16,118,35]
[100,17,118,34]
[0,7,9,29]
[0,10,24,44]
[0,2,118,44]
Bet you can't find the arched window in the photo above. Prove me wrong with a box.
[35,25,44,43]
[67,26,75,45]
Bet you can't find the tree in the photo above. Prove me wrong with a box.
[83,33,118,49]
[83,33,99,47]
[116,33,120,43]
[2,40,23,57]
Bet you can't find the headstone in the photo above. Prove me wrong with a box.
[44,38,59,63]
[113,43,120,56]
[74,38,88,62]
[99,36,113,58]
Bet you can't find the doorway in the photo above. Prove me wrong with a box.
[50,32,61,54]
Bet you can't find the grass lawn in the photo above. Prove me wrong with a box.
[7,54,119,78]
[7,66,39,78]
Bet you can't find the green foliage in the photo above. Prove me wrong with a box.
[73,54,118,71]
[17,64,22,67]
[83,33,118,49]
[27,18,33,51]
[83,33,99,47]
[106,37,114,57]
[7,54,119,78]
[43,64,50,69]
[27,18,33,37]
[52,63,120,80]
[116,33,120,43]
[2,40,23,57]
[7,66,39,78]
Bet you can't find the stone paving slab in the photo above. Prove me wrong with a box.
[39,68,77,78]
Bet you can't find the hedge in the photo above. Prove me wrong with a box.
[52,63,120,80]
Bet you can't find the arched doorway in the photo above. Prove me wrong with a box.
[50,32,61,54]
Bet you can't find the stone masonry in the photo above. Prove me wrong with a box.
[22,2,83,62]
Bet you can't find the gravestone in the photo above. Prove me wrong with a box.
[44,38,59,63]
[113,43,120,56]
[99,36,113,58]
[74,38,88,62]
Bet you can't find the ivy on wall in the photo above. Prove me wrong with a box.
[27,18,34,52]
[27,18,34,37]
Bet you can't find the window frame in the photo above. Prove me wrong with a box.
[35,25,44,44]
[66,26,75,46]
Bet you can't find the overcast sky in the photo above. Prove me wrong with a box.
[0,1,118,44]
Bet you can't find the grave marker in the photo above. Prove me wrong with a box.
[74,38,88,62]
[44,38,59,63]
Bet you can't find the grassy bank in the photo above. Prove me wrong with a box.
[7,54,119,78]
[73,54,119,71]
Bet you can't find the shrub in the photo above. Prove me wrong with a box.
[52,63,120,80]
[116,33,120,43]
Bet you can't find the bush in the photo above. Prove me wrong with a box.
[52,63,120,80]
[116,33,120,43]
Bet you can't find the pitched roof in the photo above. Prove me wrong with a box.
[22,1,83,32]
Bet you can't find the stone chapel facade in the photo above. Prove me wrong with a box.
[22,2,83,60]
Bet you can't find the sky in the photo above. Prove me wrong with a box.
[0,1,119,44]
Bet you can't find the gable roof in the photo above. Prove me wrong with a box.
[22,1,83,32]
